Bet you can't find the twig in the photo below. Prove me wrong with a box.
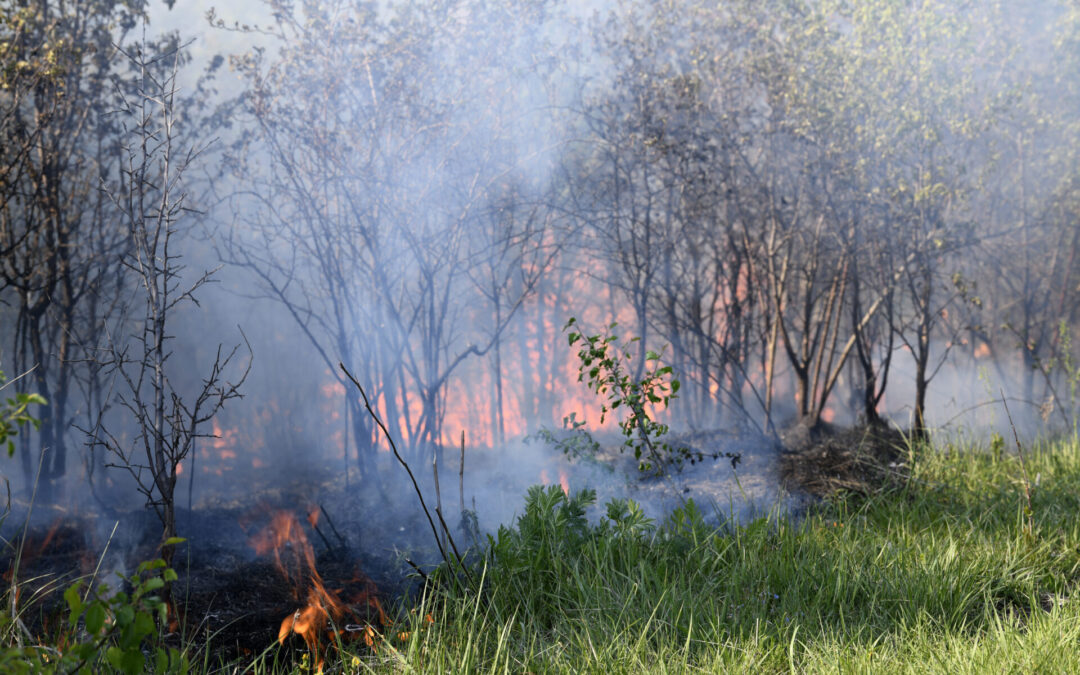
[310,521,334,555]
[433,453,446,553]
[404,558,429,584]
[0,364,37,394]
[84,521,120,603]
[319,504,347,549]
[1001,390,1034,536]
[435,506,470,575]
[459,430,466,519]
[339,363,467,585]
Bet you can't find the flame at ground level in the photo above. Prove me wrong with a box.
[248,508,387,672]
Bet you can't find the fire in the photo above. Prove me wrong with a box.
[249,508,387,672]
[276,583,344,668]
[539,468,571,495]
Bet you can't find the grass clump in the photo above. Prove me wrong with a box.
[358,434,1080,673]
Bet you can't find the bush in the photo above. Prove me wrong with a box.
[0,550,188,674]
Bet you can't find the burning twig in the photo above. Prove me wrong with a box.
[258,507,389,672]
[339,364,474,586]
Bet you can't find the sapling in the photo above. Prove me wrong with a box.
[558,318,738,475]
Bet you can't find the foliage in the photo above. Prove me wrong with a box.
[367,436,1080,673]
[1030,320,1080,428]
[0,549,187,674]
[480,485,654,628]
[0,371,45,458]
[0,0,146,493]
[558,318,737,474]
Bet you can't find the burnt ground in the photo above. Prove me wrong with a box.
[0,422,909,666]
[0,476,441,666]
[779,420,911,498]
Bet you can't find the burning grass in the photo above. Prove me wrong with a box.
[4,433,1080,672]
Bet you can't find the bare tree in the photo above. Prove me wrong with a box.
[214,0,566,468]
[90,33,249,567]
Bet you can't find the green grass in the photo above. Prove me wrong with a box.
[335,434,1080,674]
[8,434,1080,673]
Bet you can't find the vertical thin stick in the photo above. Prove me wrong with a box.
[343,394,350,491]
[319,505,347,549]
[433,452,446,552]
[459,430,466,518]
[339,364,464,582]
[1001,390,1034,535]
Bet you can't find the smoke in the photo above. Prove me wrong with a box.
[145,0,1080,512]
[1,0,1078,575]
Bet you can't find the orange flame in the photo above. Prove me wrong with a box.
[249,508,387,672]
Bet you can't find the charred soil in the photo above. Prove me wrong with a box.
[779,421,911,498]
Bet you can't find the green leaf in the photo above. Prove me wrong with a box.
[18,393,45,406]
[106,647,126,670]
[85,602,106,634]
[65,583,84,622]
[120,648,144,675]
[134,611,155,638]
[64,581,83,616]
[162,537,187,546]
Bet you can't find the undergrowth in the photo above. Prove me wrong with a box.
[344,433,1080,673]
[6,434,1080,673]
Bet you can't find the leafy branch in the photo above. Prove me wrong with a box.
[0,369,46,458]
[561,318,738,475]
